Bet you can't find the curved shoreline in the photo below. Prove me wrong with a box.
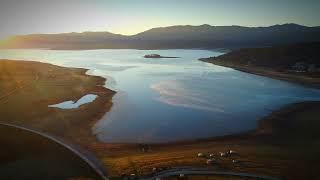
[2,58,319,179]
[98,57,320,178]
[208,61,320,89]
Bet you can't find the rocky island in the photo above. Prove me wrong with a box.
[144,54,179,58]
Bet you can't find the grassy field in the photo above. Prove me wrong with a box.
[0,59,118,179]
[0,59,115,144]
[0,124,105,179]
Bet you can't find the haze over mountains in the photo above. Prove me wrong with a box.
[1,23,320,50]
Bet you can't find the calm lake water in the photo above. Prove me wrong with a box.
[1,49,320,143]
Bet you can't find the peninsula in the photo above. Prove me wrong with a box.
[200,42,320,88]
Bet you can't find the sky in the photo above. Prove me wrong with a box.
[0,0,319,39]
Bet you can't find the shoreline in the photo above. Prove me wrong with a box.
[0,59,115,146]
[0,59,118,178]
[2,58,319,179]
[97,60,320,178]
[130,57,320,146]
[200,59,320,89]
[99,101,320,179]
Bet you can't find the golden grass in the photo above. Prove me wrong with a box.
[0,59,114,145]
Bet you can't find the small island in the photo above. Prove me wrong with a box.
[144,54,179,59]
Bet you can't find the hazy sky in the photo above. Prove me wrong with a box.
[0,0,319,39]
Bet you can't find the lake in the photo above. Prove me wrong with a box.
[1,49,320,143]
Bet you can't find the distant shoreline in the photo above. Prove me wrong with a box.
[203,60,320,89]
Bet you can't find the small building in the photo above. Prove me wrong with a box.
[197,153,205,158]
[291,62,307,72]
[206,158,216,165]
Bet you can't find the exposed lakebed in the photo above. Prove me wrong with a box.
[1,49,320,143]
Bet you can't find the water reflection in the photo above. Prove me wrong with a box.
[1,49,320,143]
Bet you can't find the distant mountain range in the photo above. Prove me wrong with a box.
[1,23,320,50]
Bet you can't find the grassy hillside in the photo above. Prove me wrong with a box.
[0,60,114,143]
[201,42,320,88]
[202,42,320,69]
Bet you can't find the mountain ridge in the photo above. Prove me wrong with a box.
[1,23,320,50]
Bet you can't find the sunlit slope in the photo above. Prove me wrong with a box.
[0,60,114,143]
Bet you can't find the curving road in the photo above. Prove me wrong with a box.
[143,167,282,180]
[0,122,108,180]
